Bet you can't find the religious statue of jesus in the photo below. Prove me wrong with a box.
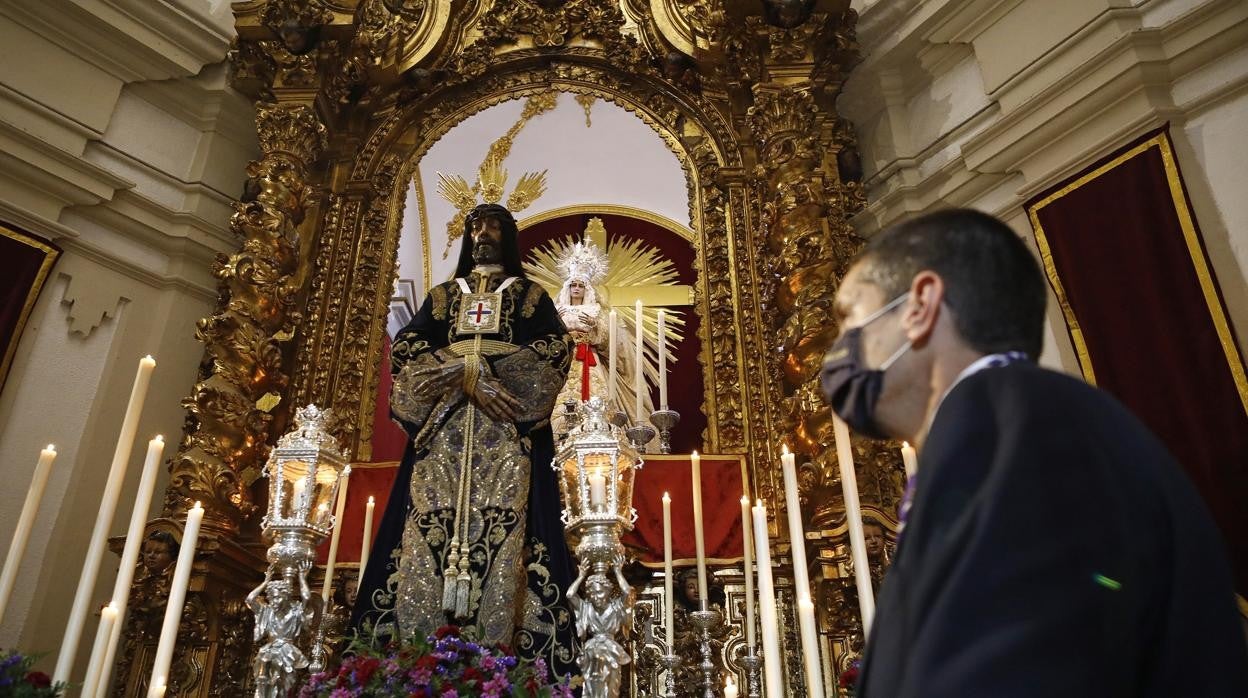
[350,203,579,679]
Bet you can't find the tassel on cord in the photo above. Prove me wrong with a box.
[441,544,460,613]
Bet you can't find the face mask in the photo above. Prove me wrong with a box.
[820,293,911,439]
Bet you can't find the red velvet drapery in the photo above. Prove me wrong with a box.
[1027,128,1248,596]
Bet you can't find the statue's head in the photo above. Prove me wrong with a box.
[266,578,292,604]
[455,204,525,278]
[585,573,613,610]
[142,531,178,574]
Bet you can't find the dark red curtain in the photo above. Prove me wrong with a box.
[369,334,409,462]
[1027,128,1248,596]
[0,224,59,394]
[316,463,398,565]
[521,213,706,454]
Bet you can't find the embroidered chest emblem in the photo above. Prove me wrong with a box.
[455,275,518,336]
[458,293,502,334]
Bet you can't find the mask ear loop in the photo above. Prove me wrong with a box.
[880,338,912,371]
[858,292,909,327]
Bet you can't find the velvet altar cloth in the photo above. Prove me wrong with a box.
[1027,128,1248,596]
[319,454,746,567]
[0,223,59,393]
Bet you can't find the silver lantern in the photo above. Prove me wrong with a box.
[554,396,642,698]
[250,405,346,698]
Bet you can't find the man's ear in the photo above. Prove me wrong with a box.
[903,271,944,345]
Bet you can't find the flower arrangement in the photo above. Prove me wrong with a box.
[300,625,574,698]
[0,650,63,697]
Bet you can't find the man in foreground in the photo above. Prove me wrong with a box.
[821,208,1247,696]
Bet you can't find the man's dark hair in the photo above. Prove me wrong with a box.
[453,203,526,279]
[856,208,1047,360]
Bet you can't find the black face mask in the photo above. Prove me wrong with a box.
[820,294,911,439]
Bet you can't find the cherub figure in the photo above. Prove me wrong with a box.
[247,561,320,698]
[568,559,633,698]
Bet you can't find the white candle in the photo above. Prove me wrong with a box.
[657,310,668,410]
[634,300,644,420]
[607,309,617,406]
[291,478,306,516]
[752,501,783,698]
[724,676,739,698]
[901,441,918,478]
[833,415,876,636]
[56,354,156,684]
[92,435,166,697]
[662,492,674,651]
[83,602,118,698]
[148,681,166,698]
[797,598,825,698]
[321,466,351,604]
[690,451,708,609]
[148,502,203,695]
[589,472,606,509]
[739,496,756,652]
[358,496,375,590]
[780,445,822,696]
[0,444,56,624]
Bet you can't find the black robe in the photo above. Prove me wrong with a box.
[350,273,580,680]
[858,362,1248,697]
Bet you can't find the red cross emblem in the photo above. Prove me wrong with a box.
[471,302,493,324]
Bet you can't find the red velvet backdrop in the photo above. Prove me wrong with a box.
[520,212,706,455]
[0,224,59,394]
[1028,128,1248,596]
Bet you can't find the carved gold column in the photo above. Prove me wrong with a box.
[109,3,334,695]
[741,4,903,688]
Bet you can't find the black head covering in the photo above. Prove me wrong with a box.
[454,203,526,279]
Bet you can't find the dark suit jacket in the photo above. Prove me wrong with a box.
[858,362,1248,697]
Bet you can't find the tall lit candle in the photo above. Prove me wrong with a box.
[662,492,674,651]
[607,310,618,406]
[901,441,918,478]
[634,300,644,419]
[690,451,708,608]
[291,478,306,516]
[657,310,668,410]
[56,354,156,684]
[83,602,118,698]
[358,496,375,589]
[833,415,875,636]
[92,435,166,697]
[780,445,822,696]
[751,501,783,698]
[321,466,351,604]
[739,496,756,652]
[0,444,56,624]
[148,502,203,697]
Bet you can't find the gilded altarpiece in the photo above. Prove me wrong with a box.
[114,1,908,695]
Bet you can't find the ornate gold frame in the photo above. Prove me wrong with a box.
[0,223,59,391]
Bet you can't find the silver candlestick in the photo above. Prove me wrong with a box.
[649,408,680,454]
[739,650,762,698]
[690,608,723,698]
[659,653,681,697]
[625,421,656,452]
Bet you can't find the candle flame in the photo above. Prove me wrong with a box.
[662,492,670,501]
[154,434,164,443]
[193,501,202,509]
[691,449,699,458]
[782,444,790,456]
[367,495,375,504]
[755,498,764,508]
[142,355,156,364]
[740,495,749,505]
[46,444,55,451]
[903,441,911,448]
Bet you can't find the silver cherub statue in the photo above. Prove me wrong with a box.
[247,561,321,698]
[569,559,633,698]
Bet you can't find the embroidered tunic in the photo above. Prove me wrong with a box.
[351,272,578,678]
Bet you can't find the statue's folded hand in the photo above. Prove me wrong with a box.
[470,377,522,422]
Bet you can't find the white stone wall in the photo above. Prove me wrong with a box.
[0,0,256,674]
[841,0,1248,373]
